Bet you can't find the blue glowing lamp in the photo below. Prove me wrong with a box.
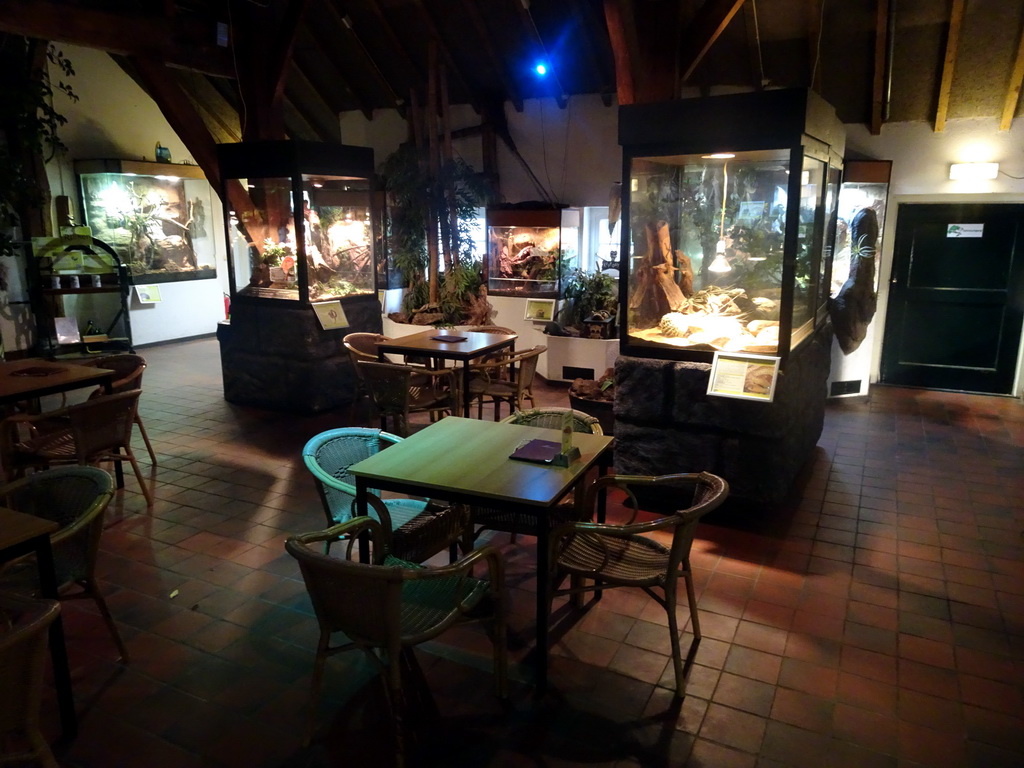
[534,62,548,77]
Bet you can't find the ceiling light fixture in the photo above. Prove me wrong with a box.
[949,162,998,181]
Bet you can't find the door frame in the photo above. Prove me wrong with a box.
[871,193,1024,398]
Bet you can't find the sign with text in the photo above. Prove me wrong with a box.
[707,352,781,402]
[313,301,349,330]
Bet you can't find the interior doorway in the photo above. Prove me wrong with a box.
[880,203,1024,394]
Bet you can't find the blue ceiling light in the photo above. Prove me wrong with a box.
[534,61,548,77]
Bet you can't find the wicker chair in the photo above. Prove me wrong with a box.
[0,466,127,662]
[286,517,507,761]
[358,360,460,437]
[303,427,469,563]
[342,332,388,422]
[0,594,61,768]
[547,472,729,697]
[469,407,604,546]
[466,344,545,421]
[0,390,154,506]
[82,353,157,465]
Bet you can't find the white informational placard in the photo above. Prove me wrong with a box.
[524,298,556,322]
[313,300,349,330]
[707,351,781,402]
[946,223,984,238]
[54,317,81,345]
[135,285,163,303]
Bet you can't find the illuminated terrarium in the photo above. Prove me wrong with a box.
[218,141,378,304]
[485,206,579,297]
[618,88,844,363]
[75,159,217,283]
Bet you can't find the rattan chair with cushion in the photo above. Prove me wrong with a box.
[0,390,153,507]
[303,427,469,563]
[468,407,604,546]
[0,594,61,768]
[466,344,545,421]
[83,353,157,466]
[0,466,127,662]
[286,516,507,762]
[358,360,460,437]
[547,472,728,697]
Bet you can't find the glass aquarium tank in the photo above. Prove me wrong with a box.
[618,89,845,363]
[218,141,378,304]
[485,206,579,297]
[831,160,891,299]
[75,159,218,283]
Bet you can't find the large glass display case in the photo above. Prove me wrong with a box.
[485,206,579,297]
[617,89,845,364]
[218,141,378,304]
[75,159,218,283]
[831,160,891,300]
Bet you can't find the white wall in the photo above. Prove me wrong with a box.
[12,44,231,353]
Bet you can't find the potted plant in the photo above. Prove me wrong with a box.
[551,267,618,337]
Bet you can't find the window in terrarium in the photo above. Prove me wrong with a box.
[831,182,887,299]
[80,172,217,280]
[305,179,375,300]
[626,150,789,354]
[231,177,298,299]
[791,155,825,345]
[488,225,563,293]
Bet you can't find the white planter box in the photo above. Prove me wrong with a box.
[542,336,619,383]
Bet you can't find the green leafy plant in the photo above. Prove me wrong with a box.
[558,268,618,331]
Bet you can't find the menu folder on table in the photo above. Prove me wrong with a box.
[509,439,580,466]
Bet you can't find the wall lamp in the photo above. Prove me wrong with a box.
[949,162,999,181]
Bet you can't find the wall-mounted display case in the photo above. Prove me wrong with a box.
[617,88,845,365]
[485,206,579,298]
[75,159,217,284]
[219,141,378,305]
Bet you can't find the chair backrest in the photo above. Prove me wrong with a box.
[343,332,387,362]
[302,427,402,524]
[501,407,604,435]
[0,466,115,586]
[0,594,61,737]
[586,472,728,567]
[86,353,146,395]
[511,345,545,396]
[286,521,408,647]
[357,360,420,415]
[466,326,515,336]
[67,389,141,461]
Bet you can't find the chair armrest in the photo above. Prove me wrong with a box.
[289,516,389,564]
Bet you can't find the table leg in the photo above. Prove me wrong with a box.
[34,534,77,740]
[355,478,370,564]
[535,520,549,694]
[461,362,471,418]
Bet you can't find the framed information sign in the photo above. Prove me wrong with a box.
[707,352,781,402]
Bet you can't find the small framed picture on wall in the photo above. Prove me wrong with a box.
[524,298,556,322]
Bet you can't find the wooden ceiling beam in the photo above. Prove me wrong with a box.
[461,0,525,112]
[287,62,342,141]
[309,6,388,119]
[934,0,965,132]
[603,0,638,105]
[678,0,745,83]
[363,0,424,93]
[0,0,234,77]
[999,22,1024,130]
[870,0,890,135]
[410,0,484,114]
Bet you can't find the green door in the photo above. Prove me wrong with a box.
[881,203,1024,394]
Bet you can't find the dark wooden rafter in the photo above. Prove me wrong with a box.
[870,0,890,135]
[741,1,766,90]
[0,0,234,77]
[568,0,616,106]
[363,0,424,92]
[286,61,341,141]
[410,0,484,114]
[999,21,1024,130]
[229,0,309,141]
[678,0,746,83]
[806,0,823,92]
[603,0,638,104]
[460,0,525,112]
[280,93,321,141]
[934,0,965,132]
[294,26,372,120]
[515,0,568,108]
[321,3,402,116]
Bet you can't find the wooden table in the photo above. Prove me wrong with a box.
[0,507,76,739]
[0,359,115,408]
[349,416,614,690]
[376,330,517,417]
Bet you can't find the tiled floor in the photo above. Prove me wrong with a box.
[18,337,1024,767]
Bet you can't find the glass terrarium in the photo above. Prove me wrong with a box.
[75,159,218,283]
[618,89,845,363]
[218,141,378,304]
[832,160,891,299]
[485,206,579,297]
